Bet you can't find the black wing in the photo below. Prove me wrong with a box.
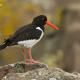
[5,24,42,46]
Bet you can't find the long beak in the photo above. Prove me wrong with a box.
[46,21,59,30]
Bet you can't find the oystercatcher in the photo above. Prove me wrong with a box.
[0,15,59,64]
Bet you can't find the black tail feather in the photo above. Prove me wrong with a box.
[0,43,7,50]
[0,38,17,50]
[0,39,10,50]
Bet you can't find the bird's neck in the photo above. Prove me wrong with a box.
[32,23,45,32]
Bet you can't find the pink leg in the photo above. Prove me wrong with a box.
[22,47,40,64]
[28,48,33,60]
[22,48,28,60]
[27,48,38,64]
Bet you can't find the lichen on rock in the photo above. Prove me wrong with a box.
[0,62,80,80]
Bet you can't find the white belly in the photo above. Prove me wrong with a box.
[18,27,44,48]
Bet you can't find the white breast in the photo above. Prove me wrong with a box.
[18,27,44,48]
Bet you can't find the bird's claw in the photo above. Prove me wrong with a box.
[26,59,40,64]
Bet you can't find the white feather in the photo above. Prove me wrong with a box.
[18,27,44,48]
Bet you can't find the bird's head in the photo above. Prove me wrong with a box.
[32,15,47,26]
[32,15,59,30]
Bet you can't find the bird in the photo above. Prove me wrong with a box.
[0,15,59,64]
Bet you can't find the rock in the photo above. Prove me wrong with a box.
[0,62,80,80]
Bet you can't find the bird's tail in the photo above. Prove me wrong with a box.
[0,38,11,50]
[0,43,7,50]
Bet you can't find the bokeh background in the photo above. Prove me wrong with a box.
[0,0,80,72]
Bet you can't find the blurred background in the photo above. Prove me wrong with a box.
[0,0,80,73]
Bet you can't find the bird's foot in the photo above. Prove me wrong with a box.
[26,59,40,64]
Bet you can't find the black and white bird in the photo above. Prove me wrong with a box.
[0,15,59,64]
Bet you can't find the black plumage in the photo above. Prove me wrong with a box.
[0,15,47,50]
[8,24,42,45]
[0,15,59,64]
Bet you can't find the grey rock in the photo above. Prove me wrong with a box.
[0,62,80,80]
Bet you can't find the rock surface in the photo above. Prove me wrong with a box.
[0,62,80,80]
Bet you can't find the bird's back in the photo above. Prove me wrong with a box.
[5,24,42,46]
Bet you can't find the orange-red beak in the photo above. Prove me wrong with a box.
[46,21,59,30]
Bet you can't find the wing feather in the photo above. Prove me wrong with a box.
[8,24,42,45]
